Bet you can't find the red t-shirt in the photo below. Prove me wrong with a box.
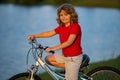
[54,23,82,57]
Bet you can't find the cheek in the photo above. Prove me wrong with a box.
[67,15,71,19]
[67,16,71,21]
[59,17,63,21]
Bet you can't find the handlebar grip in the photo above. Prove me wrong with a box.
[44,47,48,50]
[31,38,36,43]
[49,51,55,54]
[44,47,55,54]
[28,38,36,44]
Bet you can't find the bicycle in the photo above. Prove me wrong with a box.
[8,39,120,80]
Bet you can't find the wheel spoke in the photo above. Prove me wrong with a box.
[91,70,120,80]
[87,66,120,80]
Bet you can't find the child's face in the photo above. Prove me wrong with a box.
[59,10,71,26]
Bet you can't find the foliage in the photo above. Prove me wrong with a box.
[0,0,120,8]
[0,0,43,5]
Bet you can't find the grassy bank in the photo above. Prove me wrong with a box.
[38,55,120,80]
[70,0,120,8]
[42,0,120,8]
[37,0,120,9]
[0,0,120,8]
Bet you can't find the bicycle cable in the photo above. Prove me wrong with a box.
[26,42,43,70]
[26,43,36,70]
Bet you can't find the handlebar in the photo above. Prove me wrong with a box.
[29,38,55,54]
[26,38,54,67]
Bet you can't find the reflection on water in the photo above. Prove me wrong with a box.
[0,4,120,80]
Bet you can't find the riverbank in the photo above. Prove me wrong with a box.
[0,0,120,9]
[71,0,120,9]
[39,55,120,80]
[41,0,120,9]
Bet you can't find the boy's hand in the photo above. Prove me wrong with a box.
[45,47,51,53]
[45,47,55,54]
[27,35,35,40]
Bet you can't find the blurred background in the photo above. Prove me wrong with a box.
[0,0,120,80]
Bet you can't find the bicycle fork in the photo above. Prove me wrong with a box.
[28,65,38,80]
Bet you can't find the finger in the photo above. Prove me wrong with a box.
[27,36,30,40]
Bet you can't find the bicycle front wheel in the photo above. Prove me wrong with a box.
[8,72,41,80]
[87,66,120,80]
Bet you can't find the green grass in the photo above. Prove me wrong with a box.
[1,0,120,8]
[40,0,120,8]
[38,55,120,80]
[84,55,120,73]
[70,0,120,8]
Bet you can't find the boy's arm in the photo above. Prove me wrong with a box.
[46,34,77,52]
[53,34,76,50]
[34,30,56,38]
[27,30,56,40]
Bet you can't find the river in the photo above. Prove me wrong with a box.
[0,4,120,80]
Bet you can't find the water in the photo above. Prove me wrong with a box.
[0,4,120,80]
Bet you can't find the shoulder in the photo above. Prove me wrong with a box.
[72,23,80,27]
[70,23,80,29]
[69,23,81,34]
[54,25,63,33]
[55,25,63,30]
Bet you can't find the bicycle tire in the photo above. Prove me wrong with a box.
[87,66,120,80]
[8,72,41,80]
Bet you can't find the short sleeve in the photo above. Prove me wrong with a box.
[54,26,61,34]
[70,23,80,35]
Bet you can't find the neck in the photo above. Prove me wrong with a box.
[65,23,70,27]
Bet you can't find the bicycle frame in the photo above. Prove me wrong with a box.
[36,55,64,80]
[9,39,120,80]
[33,52,88,80]
[28,39,88,80]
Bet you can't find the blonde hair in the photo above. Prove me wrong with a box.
[56,4,78,26]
